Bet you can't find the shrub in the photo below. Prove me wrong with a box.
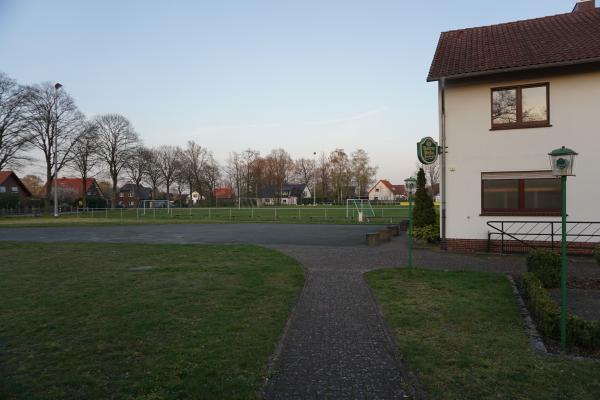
[412,224,440,243]
[594,245,600,266]
[526,250,561,288]
[412,168,436,228]
[521,272,600,350]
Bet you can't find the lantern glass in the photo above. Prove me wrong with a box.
[548,147,577,177]
[404,177,417,196]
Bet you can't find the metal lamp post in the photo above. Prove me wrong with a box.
[53,83,63,217]
[548,146,578,349]
[313,152,317,206]
[404,177,417,272]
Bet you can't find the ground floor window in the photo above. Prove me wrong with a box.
[481,171,560,215]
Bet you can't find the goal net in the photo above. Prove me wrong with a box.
[238,197,263,208]
[346,199,375,219]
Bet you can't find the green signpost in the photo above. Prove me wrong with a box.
[417,137,439,165]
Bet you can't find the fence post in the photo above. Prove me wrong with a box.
[229,208,232,220]
[298,208,301,220]
[153,208,156,219]
[275,208,277,220]
[251,208,254,219]
[551,222,555,251]
[325,208,327,219]
[120,208,123,220]
[91,208,94,218]
[105,208,108,218]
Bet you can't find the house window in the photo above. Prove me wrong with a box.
[11,186,18,193]
[491,83,549,129]
[0,186,5,193]
[481,171,560,215]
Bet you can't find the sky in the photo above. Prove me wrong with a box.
[0,0,570,183]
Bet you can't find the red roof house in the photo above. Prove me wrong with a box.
[368,180,406,201]
[0,171,32,200]
[213,187,234,199]
[428,2,600,81]
[40,177,105,200]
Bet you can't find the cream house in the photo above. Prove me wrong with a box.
[428,0,600,252]
[368,180,406,201]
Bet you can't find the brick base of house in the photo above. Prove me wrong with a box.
[443,238,597,256]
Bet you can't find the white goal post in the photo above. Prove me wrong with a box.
[346,198,375,220]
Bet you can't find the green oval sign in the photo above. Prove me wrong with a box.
[417,137,439,165]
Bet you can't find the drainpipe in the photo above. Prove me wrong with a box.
[439,78,447,249]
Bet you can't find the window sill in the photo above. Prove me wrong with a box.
[480,211,561,217]
[490,123,552,131]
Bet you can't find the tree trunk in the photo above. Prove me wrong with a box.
[111,175,118,209]
[45,167,53,215]
[81,173,87,209]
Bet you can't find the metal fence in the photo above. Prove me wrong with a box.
[0,206,410,224]
[487,220,600,252]
[60,206,412,224]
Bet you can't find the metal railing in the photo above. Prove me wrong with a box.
[487,220,600,253]
[0,206,411,224]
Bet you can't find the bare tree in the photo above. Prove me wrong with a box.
[157,145,180,203]
[180,141,208,202]
[415,158,440,187]
[202,153,221,205]
[0,73,31,170]
[265,148,293,204]
[317,152,330,201]
[24,82,84,214]
[144,148,163,199]
[21,174,44,195]
[294,158,316,190]
[94,114,140,208]
[125,146,149,203]
[350,149,377,197]
[225,152,244,204]
[71,121,99,208]
[329,148,350,202]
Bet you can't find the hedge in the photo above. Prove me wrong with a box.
[521,272,600,351]
[526,250,561,288]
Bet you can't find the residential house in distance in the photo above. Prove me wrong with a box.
[261,184,311,205]
[118,183,153,208]
[41,177,105,206]
[0,171,32,203]
[213,187,234,201]
[428,0,600,253]
[368,180,406,201]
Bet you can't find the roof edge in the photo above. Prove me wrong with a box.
[427,56,600,82]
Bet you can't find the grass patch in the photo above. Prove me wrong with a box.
[0,242,304,399]
[365,268,600,399]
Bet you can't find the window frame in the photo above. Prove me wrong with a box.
[480,171,561,216]
[490,82,551,130]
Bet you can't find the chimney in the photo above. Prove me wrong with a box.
[573,0,596,12]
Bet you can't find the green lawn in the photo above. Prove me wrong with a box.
[365,268,600,400]
[0,243,304,400]
[0,205,413,228]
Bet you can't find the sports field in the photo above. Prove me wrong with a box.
[0,205,413,227]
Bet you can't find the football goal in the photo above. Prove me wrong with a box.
[346,199,375,221]
[238,197,263,208]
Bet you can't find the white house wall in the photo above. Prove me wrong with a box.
[444,69,600,240]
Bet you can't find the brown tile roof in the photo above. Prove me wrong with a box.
[40,178,100,198]
[427,8,600,81]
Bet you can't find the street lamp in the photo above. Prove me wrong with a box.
[313,152,317,206]
[404,177,417,272]
[53,83,63,217]
[548,146,578,349]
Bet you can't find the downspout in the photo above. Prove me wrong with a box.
[439,78,447,249]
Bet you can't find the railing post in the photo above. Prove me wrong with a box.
[501,222,504,253]
[551,222,555,251]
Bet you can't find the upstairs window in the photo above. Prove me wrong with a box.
[491,83,549,129]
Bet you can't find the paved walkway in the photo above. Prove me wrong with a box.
[1,224,598,399]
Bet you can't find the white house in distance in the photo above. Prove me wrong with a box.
[428,0,600,253]
[368,180,406,201]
